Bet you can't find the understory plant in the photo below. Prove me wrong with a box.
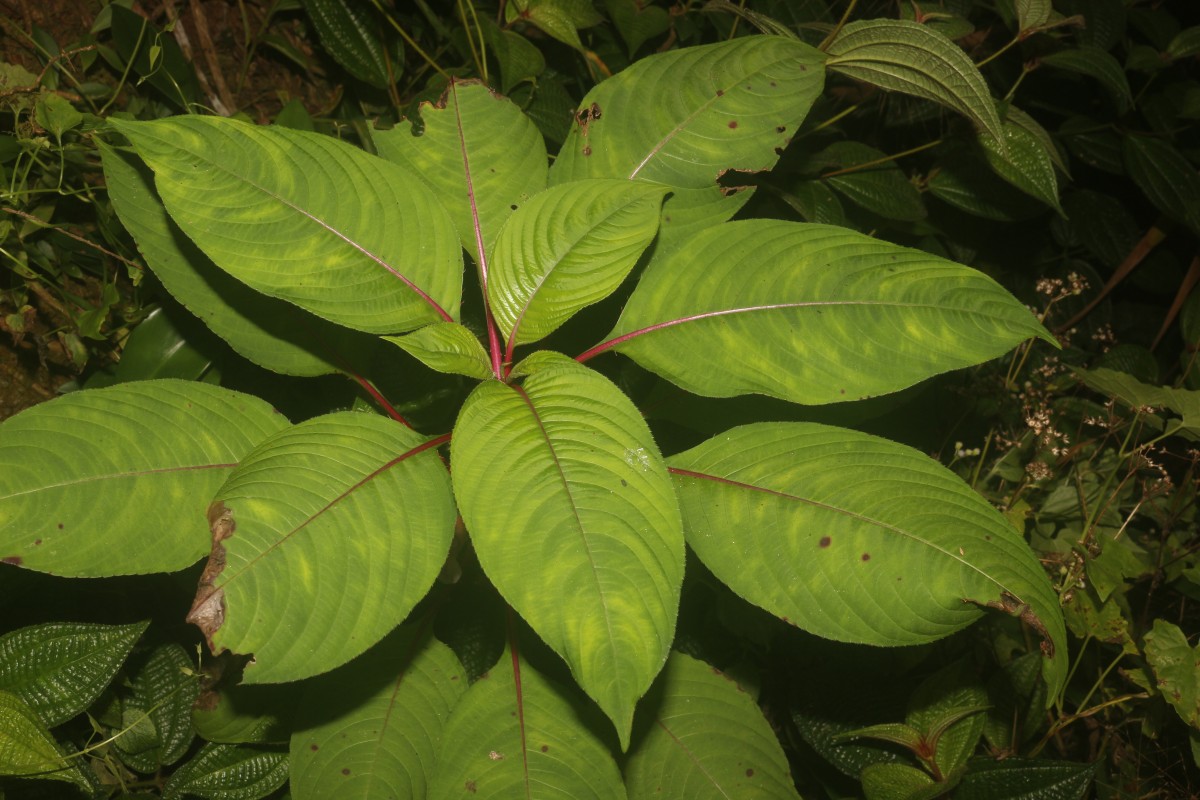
[0,20,1089,800]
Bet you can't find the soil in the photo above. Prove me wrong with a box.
[0,0,340,420]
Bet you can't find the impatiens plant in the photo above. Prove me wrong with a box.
[1,32,1070,798]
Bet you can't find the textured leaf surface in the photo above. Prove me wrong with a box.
[0,621,147,727]
[114,645,198,772]
[373,81,547,258]
[1122,134,1200,235]
[385,322,493,379]
[429,647,625,799]
[667,423,1068,698]
[603,220,1051,404]
[291,626,466,799]
[0,690,91,788]
[1040,47,1133,112]
[826,19,1002,141]
[980,116,1062,213]
[489,179,667,350]
[955,757,1095,800]
[550,36,825,256]
[301,0,391,88]
[189,412,455,683]
[0,380,287,576]
[1144,619,1200,727]
[162,742,288,800]
[809,141,925,222]
[451,352,684,745]
[110,116,462,334]
[624,652,798,799]
[100,140,366,377]
[1016,0,1052,30]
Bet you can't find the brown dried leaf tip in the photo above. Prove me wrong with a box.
[983,591,1055,657]
[187,501,235,651]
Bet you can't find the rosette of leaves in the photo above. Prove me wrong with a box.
[0,34,1067,797]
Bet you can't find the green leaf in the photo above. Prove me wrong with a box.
[778,180,846,225]
[114,644,198,772]
[1168,26,1200,60]
[954,757,1095,799]
[489,179,668,350]
[99,141,369,377]
[979,113,1063,213]
[0,690,92,790]
[668,423,1068,700]
[550,36,825,258]
[373,81,548,258]
[825,19,1003,142]
[476,15,546,94]
[906,662,987,777]
[1016,0,1052,31]
[109,116,462,334]
[1077,368,1200,439]
[506,0,603,51]
[835,722,924,751]
[0,620,148,727]
[291,626,467,799]
[606,0,670,57]
[385,322,493,379]
[624,652,799,799]
[1040,47,1133,112]
[1062,189,1137,268]
[860,762,939,800]
[809,141,926,222]
[300,0,393,88]
[188,412,456,684]
[429,646,625,798]
[0,380,287,577]
[928,146,1041,221]
[161,742,288,800]
[34,94,82,141]
[1144,619,1200,728]
[1003,104,1069,175]
[451,352,684,747]
[602,219,1052,404]
[193,683,296,744]
[109,6,199,109]
[1122,134,1200,236]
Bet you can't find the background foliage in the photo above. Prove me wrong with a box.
[1,0,1199,797]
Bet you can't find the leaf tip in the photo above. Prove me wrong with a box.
[186,501,235,649]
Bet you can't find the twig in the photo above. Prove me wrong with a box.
[1,207,143,272]
[189,0,236,114]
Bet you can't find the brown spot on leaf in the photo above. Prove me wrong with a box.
[187,502,236,651]
[194,689,221,711]
[861,553,871,562]
[746,768,755,777]
[466,781,477,793]
[574,102,602,137]
[716,89,725,96]
[34,539,42,545]
[582,145,592,156]
[342,768,351,776]
[310,744,319,751]
[540,745,549,752]
[2,556,21,566]
[819,536,831,548]
[56,523,63,529]
[728,120,739,129]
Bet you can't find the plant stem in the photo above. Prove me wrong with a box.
[819,0,857,51]
[819,139,942,179]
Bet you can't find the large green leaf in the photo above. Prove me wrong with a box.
[0,690,93,790]
[451,352,684,746]
[667,423,1068,699]
[624,652,799,799]
[825,19,1003,142]
[0,620,148,727]
[429,646,626,799]
[187,412,456,683]
[290,626,466,799]
[100,140,371,377]
[549,36,825,257]
[489,179,668,351]
[1122,134,1200,236]
[0,380,287,577]
[372,80,548,259]
[598,219,1052,404]
[109,116,462,334]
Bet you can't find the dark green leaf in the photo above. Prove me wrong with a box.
[1040,47,1133,112]
[162,742,288,800]
[1122,134,1200,235]
[0,621,148,727]
[301,0,394,88]
[955,757,1095,799]
[114,644,198,772]
[0,690,93,790]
